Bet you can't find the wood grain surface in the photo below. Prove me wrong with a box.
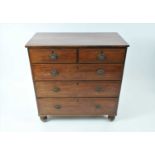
[29,48,77,63]
[25,33,129,47]
[38,98,118,115]
[35,81,121,97]
[32,64,123,80]
[79,47,126,63]
[26,33,129,119]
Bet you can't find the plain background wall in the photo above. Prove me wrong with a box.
[0,24,155,131]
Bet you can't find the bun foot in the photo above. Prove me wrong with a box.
[40,116,48,122]
[108,116,115,121]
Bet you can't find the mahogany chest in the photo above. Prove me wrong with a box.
[25,33,129,122]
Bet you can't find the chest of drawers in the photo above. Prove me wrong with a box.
[25,33,129,122]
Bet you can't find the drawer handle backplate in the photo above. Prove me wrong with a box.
[52,87,60,92]
[96,68,104,75]
[50,53,58,60]
[95,86,103,92]
[97,53,105,61]
[54,104,61,109]
[96,104,101,109]
[51,69,59,77]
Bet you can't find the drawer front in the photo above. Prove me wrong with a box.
[29,48,77,63]
[35,81,121,97]
[38,98,118,115]
[32,64,123,80]
[79,48,126,63]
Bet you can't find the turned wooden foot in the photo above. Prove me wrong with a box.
[108,115,115,121]
[40,116,48,122]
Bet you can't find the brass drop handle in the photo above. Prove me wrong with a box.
[52,86,60,92]
[96,104,101,109]
[95,86,103,92]
[51,69,59,77]
[96,68,104,75]
[54,104,61,109]
[97,53,105,61]
[50,53,58,60]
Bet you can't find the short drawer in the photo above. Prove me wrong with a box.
[79,48,126,63]
[29,48,77,63]
[32,64,123,80]
[35,81,121,97]
[38,98,118,116]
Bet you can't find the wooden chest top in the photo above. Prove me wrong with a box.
[25,32,129,47]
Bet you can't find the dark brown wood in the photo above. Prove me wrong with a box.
[29,48,77,63]
[25,33,129,47]
[26,32,129,121]
[35,81,121,97]
[79,48,126,63]
[32,64,123,80]
[108,115,115,121]
[40,115,48,122]
[38,98,118,116]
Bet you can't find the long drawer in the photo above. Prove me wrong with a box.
[32,64,123,80]
[35,81,121,97]
[37,98,118,115]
